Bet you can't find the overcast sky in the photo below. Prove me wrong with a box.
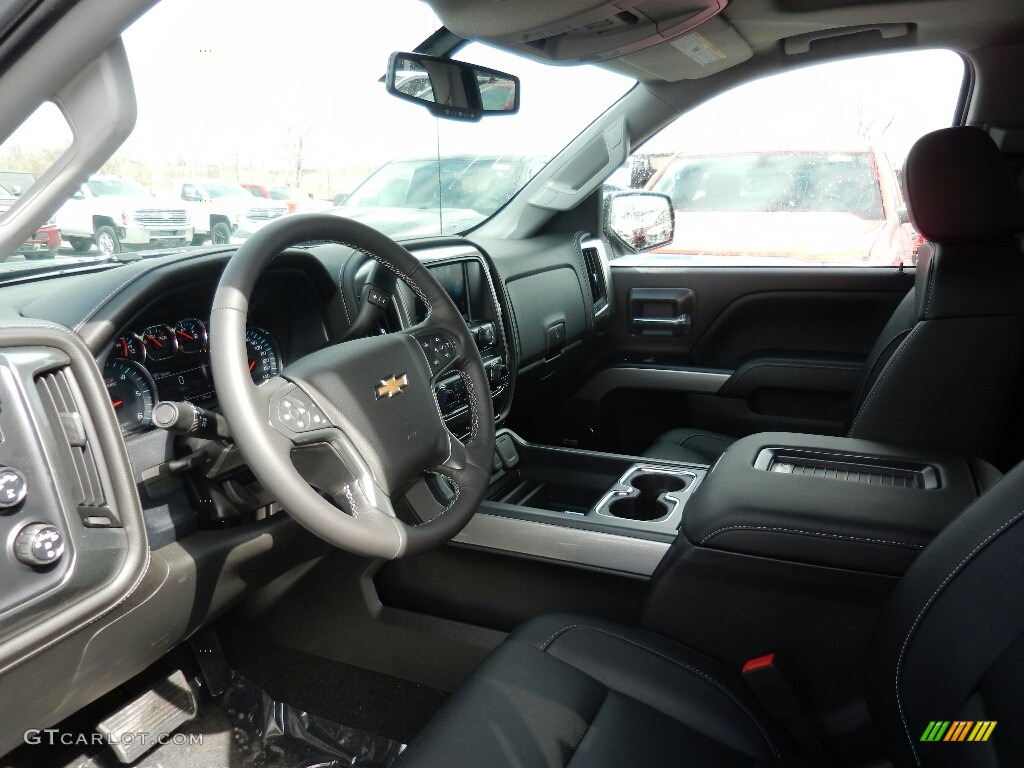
[6,0,965,186]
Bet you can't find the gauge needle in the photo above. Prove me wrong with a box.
[176,329,195,341]
[112,399,123,408]
[120,338,129,356]
[145,334,163,348]
[248,360,256,372]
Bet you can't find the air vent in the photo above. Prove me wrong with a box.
[35,369,108,512]
[581,246,607,305]
[758,449,938,490]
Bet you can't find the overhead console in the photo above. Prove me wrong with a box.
[427,0,727,63]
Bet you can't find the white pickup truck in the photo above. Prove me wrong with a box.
[171,179,289,245]
[54,175,192,255]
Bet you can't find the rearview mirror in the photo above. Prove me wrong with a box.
[605,192,675,252]
[386,52,520,122]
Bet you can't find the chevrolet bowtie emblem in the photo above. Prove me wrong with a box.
[375,373,409,399]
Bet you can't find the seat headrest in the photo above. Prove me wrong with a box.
[903,126,1024,243]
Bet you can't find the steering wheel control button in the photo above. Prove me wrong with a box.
[0,468,28,511]
[276,390,328,433]
[366,286,390,308]
[417,334,458,374]
[13,523,65,567]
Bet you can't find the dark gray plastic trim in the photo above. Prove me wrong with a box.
[0,323,148,675]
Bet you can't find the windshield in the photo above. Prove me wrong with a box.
[651,152,885,219]
[87,178,151,197]
[345,156,546,214]
[0,0,632,267]
[200,183,247,199]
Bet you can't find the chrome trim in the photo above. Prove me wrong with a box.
[453,512,669,577]
[574,366,731,401]
[593,464,700,527]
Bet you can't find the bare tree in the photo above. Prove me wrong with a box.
[286,125,314,187]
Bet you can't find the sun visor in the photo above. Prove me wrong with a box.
[610,16,752,81]
[428,0,728,63]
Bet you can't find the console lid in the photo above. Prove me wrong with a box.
[683,432,990,575]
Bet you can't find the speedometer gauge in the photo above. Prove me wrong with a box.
[103,359,157,435]
[245,327,281,383]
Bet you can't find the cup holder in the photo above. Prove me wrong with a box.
[605,471,689,521]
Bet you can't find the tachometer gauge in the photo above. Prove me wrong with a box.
[110,333,146,364]
[141,324,178,362]
[103,359,157,435]
[173,318,208,353]
[245,327,281,384]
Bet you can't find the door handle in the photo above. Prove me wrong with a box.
[632,314,691,336]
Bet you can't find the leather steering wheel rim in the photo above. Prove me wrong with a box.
[210,213,495,558]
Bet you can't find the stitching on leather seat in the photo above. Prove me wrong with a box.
[848,323,922,437]
[855,329,911,408]
[700,525,924,549]
[895,507,1024,766]
[538,623,780,758]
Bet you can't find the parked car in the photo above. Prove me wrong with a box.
[54,175,192,255]
[332,154,547,237]
[172,179,289,244]
[0,195,60,259]
[645,146,913,265]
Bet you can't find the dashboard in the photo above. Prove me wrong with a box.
[0,231,612,757]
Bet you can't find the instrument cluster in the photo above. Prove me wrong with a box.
[103,317,281,435]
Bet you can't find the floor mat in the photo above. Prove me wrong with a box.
[218,622,448,745]
[6,672,404,768]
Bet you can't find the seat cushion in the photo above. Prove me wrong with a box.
[644,427,737,464]
[396,613,793,768]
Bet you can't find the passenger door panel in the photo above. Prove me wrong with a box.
[576,262,914,453]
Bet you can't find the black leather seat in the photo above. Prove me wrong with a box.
[645,126,1024,465]
[397,458,1024,767]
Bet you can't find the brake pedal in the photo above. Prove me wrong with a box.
[96,669,197,764]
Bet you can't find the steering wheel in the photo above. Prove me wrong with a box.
[209,214,495,558]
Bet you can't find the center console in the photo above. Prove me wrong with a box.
[442,430,707,577]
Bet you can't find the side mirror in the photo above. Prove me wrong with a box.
[605,192,675,252]
[386,52,519,122]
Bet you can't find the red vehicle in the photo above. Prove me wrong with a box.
[645,146,913,266]
[0,195,61,259]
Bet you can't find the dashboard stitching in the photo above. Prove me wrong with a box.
[538,624,780,757]
[74,252,213,333]
[699,525,925,549]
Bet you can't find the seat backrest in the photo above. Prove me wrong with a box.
[846,127,1024,459]
[867,458,1024,767]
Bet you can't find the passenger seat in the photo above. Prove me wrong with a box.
[645,126,1024,465]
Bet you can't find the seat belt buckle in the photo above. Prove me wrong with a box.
[742,653,802,720]
[742,653,827,764]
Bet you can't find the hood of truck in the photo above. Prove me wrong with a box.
[330,205,483,238]
[653,211,890,263]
